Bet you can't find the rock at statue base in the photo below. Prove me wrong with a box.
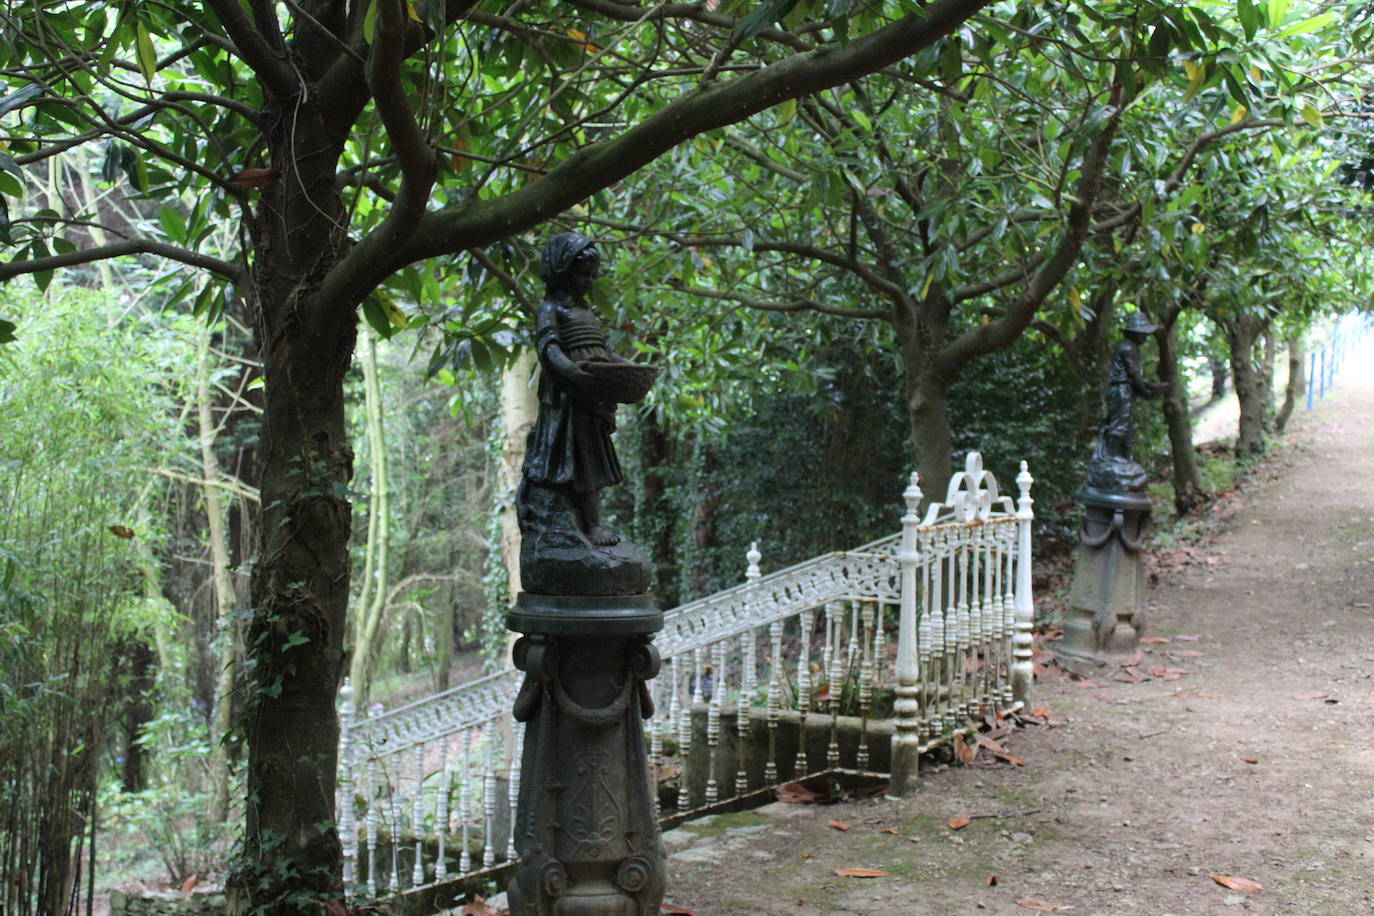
[519,532,652,596]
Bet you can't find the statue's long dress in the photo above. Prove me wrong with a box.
[522,298,623,494]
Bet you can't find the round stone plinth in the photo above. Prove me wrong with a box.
[508,592,663,636]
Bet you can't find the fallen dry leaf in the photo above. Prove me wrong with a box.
[987,875,999,886]
[1148,664,1167,678]
[828,820,851,831]
[1074,678,1105,689]
[1242,757,1258,764]
[778,781,830,804]
[662,904,696,915]
[1195,691,1221,698]
[1354,602,1372,609]
[954,732,977,764]
[229,166,281,188]
[1175,634,1200,641]
[1120,651,1143,666]
[1139,636,1170,644]
[881,827,899,835]
[179,875,197,896]
[460,895,500,916]
[800,851,814,859]
[833,867,889,878]
[947,814,971,830]
[1017,897,1073,911]
[1169,649,1204,658]
[1031,706,1052,718]
[1212,875,1264,892]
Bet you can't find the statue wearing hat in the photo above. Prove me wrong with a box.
[1085,311,1169,495]
[1061,311,1167,662]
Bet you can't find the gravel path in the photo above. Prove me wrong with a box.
[665,338,1374,915]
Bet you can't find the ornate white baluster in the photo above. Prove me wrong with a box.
[435,735,452,881]
[506,719,522,862]
[338,680,357,888]
[365,756,379,897]
[1001,524,1016,706]
[459,728,472,873]
[482,725,497,868]
[705,639,725,804]
[856,601,876,770]
[794,608,814,777]
[388,755,401,893]
[735,629,754,797]
[1012,461,1036,705]
[411,743,425,887]
[675,654,692,811]
[764,620,783,785]
[826,601,843,768]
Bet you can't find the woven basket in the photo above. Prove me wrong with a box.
[579,360,658,403]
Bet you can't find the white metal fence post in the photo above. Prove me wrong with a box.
[1012,461,1036,706]
[890,471,923,796]
[338,679,356,888]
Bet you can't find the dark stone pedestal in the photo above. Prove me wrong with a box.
[1057,488,1151,663]
[506,594,666,916]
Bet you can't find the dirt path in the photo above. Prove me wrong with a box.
[666,342,1374,915]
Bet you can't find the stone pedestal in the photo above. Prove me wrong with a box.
[506,594,666,916]
[1057,487,1151,663]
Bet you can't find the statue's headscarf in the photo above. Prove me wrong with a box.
[539,232,597,285]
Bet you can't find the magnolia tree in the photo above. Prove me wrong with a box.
[0,0,999,908]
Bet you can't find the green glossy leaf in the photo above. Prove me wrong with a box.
[733,0,799,44]
[0,83,42,119]
[0,318,16,344]
[135,20,156,84]
[1276,12,1333,38]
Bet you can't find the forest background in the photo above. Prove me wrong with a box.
[0,0,1371,913]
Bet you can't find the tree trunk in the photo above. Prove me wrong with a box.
[1275,333,1305,433]
[1155,312,1204,515]
[907,372,955,504]
[119,639,155,794]
[1208,350,1227,401]
[1070,287,1118,449]
[232,98,354,915]
[1220,314,1272,458]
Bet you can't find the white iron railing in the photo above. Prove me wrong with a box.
[336,452,1035,900]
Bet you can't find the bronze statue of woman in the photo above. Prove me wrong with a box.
[516,233,657,594]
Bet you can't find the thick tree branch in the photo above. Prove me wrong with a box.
[0,239,245,283]
[315,0,438,321]
[204,0,297,97]
[385,0,992,285]
[668,281,893,321]
[935,100,1123,378]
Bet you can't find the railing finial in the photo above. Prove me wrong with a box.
[746,541,762,581]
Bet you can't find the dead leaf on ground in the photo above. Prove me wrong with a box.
[987,875,999,886]
[954,732,977,764]
[1139,636,1170,644]
[1017,897,1074,911]
[662,904,696,915]
[1354,602,1372,609]
[778,781,830,804]
[1120,651,1143,666]
[947,814,971,830]
[1242,757,1258,764]
[1175,634,1200,641]
[179,875,197,896]
[881,827,899,835]
[1212,875,1264,892]
[460,895,500,916]
[1074,678,1105,689]
[833,867,889,878]
[800,851,813,859]
[1031,706,1052,718]
[1195,691,1221,698]
[1288,692,1329,700]
[828,820,851,831]
[1169,649,1205,658]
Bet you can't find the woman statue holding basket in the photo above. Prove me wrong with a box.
[518,232,657,577]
